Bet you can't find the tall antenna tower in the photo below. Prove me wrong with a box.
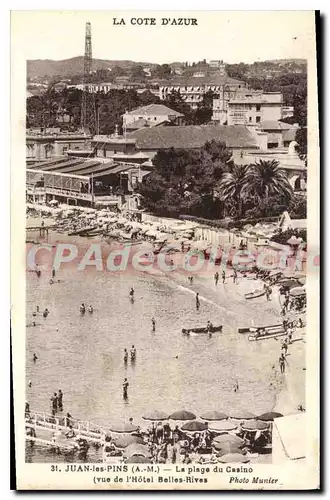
[80,22,97,135]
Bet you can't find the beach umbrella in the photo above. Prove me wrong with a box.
[229,410,256,420]
[208,421,237,432]
[113,435,144,449]
[241,420,269,431]
[110,422,138,434]
[287,236,303,245]
[125,456,152,464]
[200,411,228,421]
[142,410,169,421]
[213,434,245,447]
[181,421,207,432]
[290,286,306,296]
[213,442,245,454]
[218,453,250,463]
[278,279,300,288]
[123,444,151,458]
[170,410,196,421]
[258,412,283,422]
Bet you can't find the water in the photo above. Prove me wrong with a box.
[25,230,283,462]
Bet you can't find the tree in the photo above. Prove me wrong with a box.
[216,165,248,218]
[138,142,233,218]
[243,160,293,209]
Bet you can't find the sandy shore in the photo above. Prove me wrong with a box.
[26,211,306,420]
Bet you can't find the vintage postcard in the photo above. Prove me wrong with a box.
[11,10,319,490]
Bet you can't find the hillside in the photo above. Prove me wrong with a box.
[27,57,150,79]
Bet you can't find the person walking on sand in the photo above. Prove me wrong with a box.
[266,287,272,301]
[233,269,238,284]
[52,268,56,279]
[233,380,239,392]
[214,272,219,286]
[222,270,226,284]
[279,353,287,374]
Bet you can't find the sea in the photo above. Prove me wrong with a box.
[25,228,283,463]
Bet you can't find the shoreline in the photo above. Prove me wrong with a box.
[25,209,306,445]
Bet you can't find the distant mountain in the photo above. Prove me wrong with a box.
[27,57,150,79]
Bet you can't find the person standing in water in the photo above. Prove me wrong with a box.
[51,392,58,416]
[222,270,226,284]
[233,269,238,284]
[129,288,134,298]
[196,293,200,310]
[33,353,38,363]
[279,353,287,374]
[52,268,56,279]
[80,303,86,314]
[152,317,156,332]
[88,305,93,313]
[124,349,128,364]
[58,390,63,411]
[123,378,129,399]
[214,272,219,286]
[130,345,136,361]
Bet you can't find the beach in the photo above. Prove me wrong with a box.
[25,209,306,463]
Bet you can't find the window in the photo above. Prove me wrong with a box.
[154,117,157,120]
[256,116,261,123]
[256,104,261,111]
[249,117,252,122]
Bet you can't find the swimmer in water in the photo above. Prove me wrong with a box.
[80,303,86,314]
[129,288,134,297]
[28,380,32,387]
[88,305,93,313]
[43,308,49,318]
[33,353,38,363]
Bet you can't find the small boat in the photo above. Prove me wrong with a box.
[238,323,282,334]
[248,330,286,341]
[245,289,266,300]
[182,325,222,335]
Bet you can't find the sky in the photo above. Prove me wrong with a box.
[12,10,316,64]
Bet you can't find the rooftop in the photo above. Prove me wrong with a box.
[129,125,258,150]
[124,104,184,117]
[260,121,297,131]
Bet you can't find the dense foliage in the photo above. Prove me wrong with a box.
[27,87,214,134]
[138,142,299,220]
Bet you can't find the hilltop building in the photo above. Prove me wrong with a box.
[159,62,247,110]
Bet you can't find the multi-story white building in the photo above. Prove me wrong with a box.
[226,92,283,126]
[159,64,246,110]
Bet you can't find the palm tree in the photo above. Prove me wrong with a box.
[216,165,248,218]
[243,160,293,207]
